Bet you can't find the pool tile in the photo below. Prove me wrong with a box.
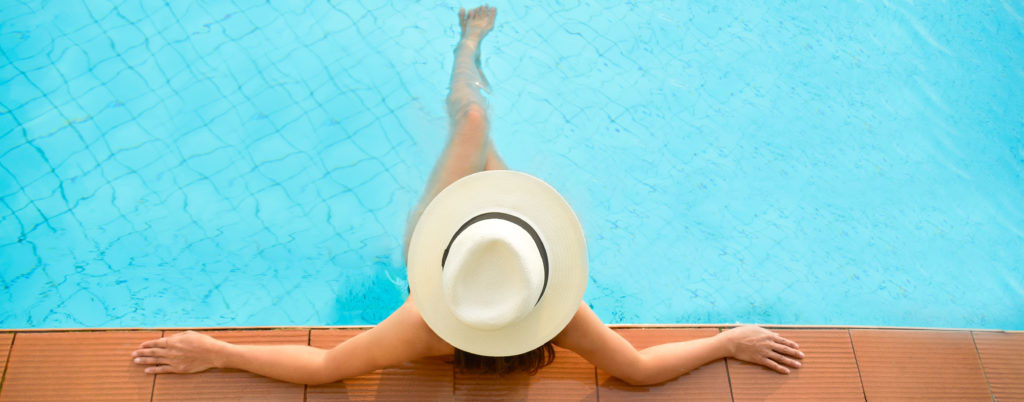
[726,329,863,401]
[308,328,453,401]
[850,329,991,401]
[972,331,1024,401]
[455,345,597,401]
[597,328,730,401]
[152,329,308,401]
[0,331,159,401]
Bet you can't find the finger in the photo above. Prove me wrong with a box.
[132,348,166,358]
[773,335,800,350]
[139,338,167,349]
[145,365,175,375]
[771,342,805,359]
[133,356,169,365]
[760,357,791,374]
[768,351,802,369]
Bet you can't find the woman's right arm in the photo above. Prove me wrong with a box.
[132,297,447,385]
[553,302,805,386]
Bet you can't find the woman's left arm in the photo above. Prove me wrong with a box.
[553,302,804,386]
[553,301,728,386]
[131,297,447,385]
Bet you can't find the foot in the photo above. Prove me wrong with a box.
[457,5,495,92]
[458,5,496,43]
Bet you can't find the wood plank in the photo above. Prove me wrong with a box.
[850,329,991,401]
[597,328,731,401]
[527,345,598,401]
[0,333,13,380]
[307,329,453,401]
[0,331,159,401]
[727,329,863,401]
[455,345,597,401]
[152,329,307,401]
[972,331,1024,401]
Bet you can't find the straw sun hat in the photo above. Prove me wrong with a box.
[407,170,588,357]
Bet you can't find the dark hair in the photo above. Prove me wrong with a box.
[453,341,556,376]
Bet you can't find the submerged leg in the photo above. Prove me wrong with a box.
[484,142,506,170]
[405,6,499,253]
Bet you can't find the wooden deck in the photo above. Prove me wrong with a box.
[0,326,1021,401]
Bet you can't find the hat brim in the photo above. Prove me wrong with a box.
[407,170,587,357]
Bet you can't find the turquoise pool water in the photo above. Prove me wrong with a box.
[1,1,1022,330]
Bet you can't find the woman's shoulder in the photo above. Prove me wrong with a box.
[401,295,455,356]
[552,301,602,348]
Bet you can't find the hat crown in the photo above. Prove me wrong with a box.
[441,218,545,330]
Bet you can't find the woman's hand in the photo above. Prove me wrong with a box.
[131,330,226,374]
[718,325,805,374]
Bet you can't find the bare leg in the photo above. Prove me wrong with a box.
[405,6,501,254]
[484,142,506,170]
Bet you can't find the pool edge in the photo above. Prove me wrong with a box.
[1,324,1019,333]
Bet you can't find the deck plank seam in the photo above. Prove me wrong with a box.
[720,327,735,402]
[846,329,868,401]
[593,366,599,401]
[304,329,310,402]
[718,327,735,402]
[0,332,15,394]
[969,331,995,401]
[150,330,161,402]
[723,356,735,402]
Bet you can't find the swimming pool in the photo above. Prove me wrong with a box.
[1,1,1022,330]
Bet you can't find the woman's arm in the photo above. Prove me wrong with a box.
[131,297,450,385]
[553,302,804,386]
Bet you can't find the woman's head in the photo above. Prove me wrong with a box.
[408,171,587,357]
[453,341,556,376]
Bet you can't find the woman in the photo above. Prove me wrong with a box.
[130,5,804,386]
